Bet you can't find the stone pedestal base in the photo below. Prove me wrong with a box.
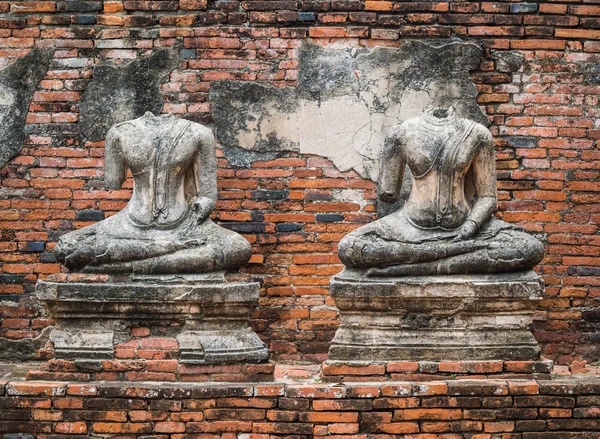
[328,269,544,362]
[36,273,269,367]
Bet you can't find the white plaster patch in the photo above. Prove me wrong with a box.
[212,40,486,181]
[332,189,369,208]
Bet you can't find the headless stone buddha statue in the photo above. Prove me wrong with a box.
[54,112,252,274]
[338,107,544,276]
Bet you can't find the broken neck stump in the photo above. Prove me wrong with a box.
[33,114,269,381]
[325,108,546,381]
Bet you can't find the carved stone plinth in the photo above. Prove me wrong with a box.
[36,273,269,365]
[328,269,544,362]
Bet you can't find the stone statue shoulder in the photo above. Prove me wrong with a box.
[470,120,494,144]
[103,120,139,155]
[457,119,494,161]
[106,119,135,137]
[389,116,423,147]
[186,120,215,144]
[403,112,493,155]
[105,116,214,150]
[391,118,413,138]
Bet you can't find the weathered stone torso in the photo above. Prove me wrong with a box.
[401,114,482,231]
[112,115,205,228]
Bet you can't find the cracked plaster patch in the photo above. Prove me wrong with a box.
[211,39,486,181]
[79,48,179,142]
[0,47,52,169]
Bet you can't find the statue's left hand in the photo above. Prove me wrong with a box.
[451,220,478,242]
[193,196,215,224]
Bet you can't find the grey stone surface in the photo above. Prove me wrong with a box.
[37,277,269,363]
[0,47,52,168]
[337,107,544,276]
[211,39,486,180]
[54,113,252,274]
[221,144,279,168]
[492,50,525,73]
[79,49,178,141]
[51,330,114,360]
[0,326,51,362]
[328,269,544,361]
[178,329,268,364]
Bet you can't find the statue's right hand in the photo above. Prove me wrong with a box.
[193,197,215,224]
[451,220,479,242]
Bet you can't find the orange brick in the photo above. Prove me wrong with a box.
[309,27,346,38]
[155,422,186,433]
[365,1,392,11]
[103,2,124,12]
[92,423,153,434]
[540,4,567,14]
[322,362,385,376]
[55,422,87,434]
[484,421,515,433]
[404,409,463,421]
[378,422,420,434]
[180,0,207,9]
[556,29,600,40]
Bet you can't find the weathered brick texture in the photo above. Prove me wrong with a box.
[0,1,599,367]
[1,378,600,437]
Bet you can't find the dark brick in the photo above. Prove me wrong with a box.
[22,241,45,252]
[222,222,270,233]
[515,396,575,408]
[298,11,315,21]
[73,15,96,24]
[316,214,343,222]
[332,0,361,10]
[242,1,297,11]
[0,274,26,284]
[180,49,197,59]
[198,11,228,23]
[76,210,105,221]
[507,136,538,148]
[0,18,27,28]
[252,190,289,200]
[40,252,58,263]
[3,410,31,420]
[279,397,309,410]
[57,1,102,12]
[511,3,538,14]
[516,420,548,432]
[216,0,240,10]
[277,223,303,232]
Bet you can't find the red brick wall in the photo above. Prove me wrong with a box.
[2,378,600,437]
[1,1,600,365]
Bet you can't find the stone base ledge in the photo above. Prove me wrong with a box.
[5,376,600,399]
[321,359,555,382]
[26,360,275,383]
[36,276,269,365]
[2,376,600,437]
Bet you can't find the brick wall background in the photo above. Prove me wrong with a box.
[2,378,600,437]
[1,0,600,366]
